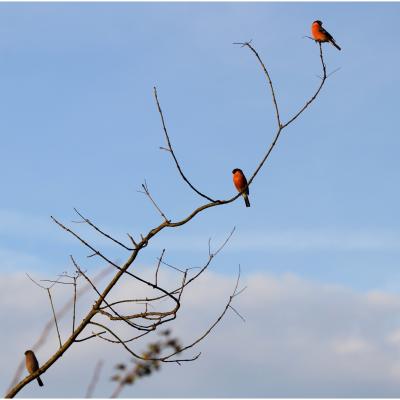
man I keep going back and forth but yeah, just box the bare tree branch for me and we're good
[234,41,281,127]
[138,181,170,223]
[47,288,63,348]
[75,331,107,343]
[51,216,119,268]
[6,41,332,398]
[70,256,154,332]
[25,274,63,348]
[161,265,244,362]
[102,227,235,309]
[85,360,104,398]
[73,208,134,251]
[72,275,78,334]
[155,249,166,286]
[154,87,217,203]
[281,42,327,128]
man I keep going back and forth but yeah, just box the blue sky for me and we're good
[1,1,400,290]
[2,2,400,397]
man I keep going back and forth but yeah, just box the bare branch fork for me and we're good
[40,271,83,335]
[154,87,216,203]
[101,227,236,309]
[72,208,134,252]
[138,180,170,223]
[7,40,331,398]
[91,265,245,366]
[25,274,64,349]
[154,42,329,206]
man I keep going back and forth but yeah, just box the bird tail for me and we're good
[330,39,341,51]
[37,377,44,387]
[243,193,250,208]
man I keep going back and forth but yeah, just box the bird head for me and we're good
[313,20,323,26]
[24,350,33,356]
[232,168,242,175]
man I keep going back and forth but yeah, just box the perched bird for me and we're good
[232,168,250,207]
[311,20,341,51]
[25,350,44,387]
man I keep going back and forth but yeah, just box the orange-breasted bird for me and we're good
[232,168,250,208]
[311,20,341,51]
[25,350,44,387]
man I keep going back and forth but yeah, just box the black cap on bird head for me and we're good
[313,20,323,25]
[232,168,242,174]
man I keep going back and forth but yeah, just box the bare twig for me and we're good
[100,227,235,309]
[85,360,104,398]
[161,266,244,363]
[138,180,169,222]
[234,41,281,128]
[39,279,74,285]
[73,208,134,251]
[126,233,138,248]
[228,305,246,322]
[70,256,152,332]
[155,249,166,286]
[89,322,146,360]
[47,288,62,348]
[75,331,107,343]
[90,322,199,365]
[51,216,120,267]
[326,66,341,79]
[85,330,151,345]
[26,273,62,290]
[72,276,78,334]
[158,259,187,274]
[25,274,63,348]
[154,87,216,203]
[25,274,47,289]
[281,42,327,128]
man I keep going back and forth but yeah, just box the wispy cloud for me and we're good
[0,208,136,249]
[4,208,400,254]
[160,229,400,253]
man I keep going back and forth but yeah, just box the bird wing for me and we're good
[244,178,249,195]
[319,26,334,40]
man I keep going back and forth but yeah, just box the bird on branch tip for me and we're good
[311,20,341,51]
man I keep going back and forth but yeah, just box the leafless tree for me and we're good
[5,40,330,398]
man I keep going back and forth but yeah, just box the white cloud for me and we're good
[388,329,400,346]
[332,337,371,355]
[3,268,400,397]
